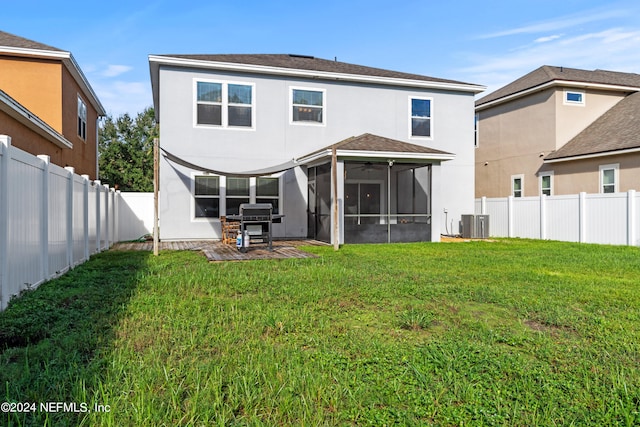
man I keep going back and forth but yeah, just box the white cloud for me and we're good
[101,65,133,78]
[534,34,562,43]
[92,80,152,117]
[478,8,626,39]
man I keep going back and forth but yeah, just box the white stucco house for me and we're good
[148,54,484,244]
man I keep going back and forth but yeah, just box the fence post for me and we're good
[37,155,50,283]
[65,167,75,268]
[628,190,636,246]
[0,136,10,310]
[507,196,514,238]
[94,180,101,253]
[540,194,546,240]
[579,192,587,243]
[82,175,90,261]
[481,196,487,215]
[103,184,109,250]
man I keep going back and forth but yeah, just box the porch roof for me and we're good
[297,133,455,165]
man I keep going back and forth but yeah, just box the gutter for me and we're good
[544,146,640,163]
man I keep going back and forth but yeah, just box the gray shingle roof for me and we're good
[0,30,62,51]
[545,91,640,161]
[155,53,475,86]
[335,133,452,155]
[476,65,640,107]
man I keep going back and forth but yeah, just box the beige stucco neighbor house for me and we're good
[475,66,640,197]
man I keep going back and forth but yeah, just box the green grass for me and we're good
[1,239,640,426]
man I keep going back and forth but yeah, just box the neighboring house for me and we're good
[149,54,484,243]
[0,30,105,178]
[475,66,640,198]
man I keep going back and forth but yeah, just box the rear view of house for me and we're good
[149,54,484,244]
[475,66,640,198]
[0,30,105,178]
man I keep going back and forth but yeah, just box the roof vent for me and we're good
[288,54,315,59]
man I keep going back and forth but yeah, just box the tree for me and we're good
[98,107,158,192]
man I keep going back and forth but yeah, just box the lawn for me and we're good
[1,239,639,426]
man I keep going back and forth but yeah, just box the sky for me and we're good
[4,0,640,118]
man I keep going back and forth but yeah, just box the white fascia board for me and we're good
[0,91,73,149]
[544,147,640,163]
[476,80,640,111]
[0,46,106,116]
[148,55,486,94]
[297,149,455,165]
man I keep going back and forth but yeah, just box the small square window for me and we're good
[564,90,585,105]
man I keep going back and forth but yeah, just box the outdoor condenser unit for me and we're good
[460,215,490,239]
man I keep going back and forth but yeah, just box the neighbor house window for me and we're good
[256,177,280,214]
[410,97,432,137]
[196,81,254,128]
[599,164,619,193]
[194,175,220,218]
[540,172,553,196]
[512,174,524,198]
[77,97,87,140]
[564,90,585,106]
[225,177,250,215]
[291,88,324,124]
[474,113,479,147]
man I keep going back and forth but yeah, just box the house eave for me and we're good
[544,146,640,163]
[476,80,640,111]
[0,46,106,116]
[149,55,486,94]
[297,148,455,165]
[0,91,73,149]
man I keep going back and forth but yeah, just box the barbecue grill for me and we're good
[227,203,283,252]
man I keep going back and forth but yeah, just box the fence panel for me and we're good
[6,148,45,298]
[512,197,540,239]
[477,191,639,246]
[546,195,580,243]
[0,136,118,311]
[48,163,70,276]
[586,193,628,245]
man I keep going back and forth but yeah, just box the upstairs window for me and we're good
[410,97,432,138]
[291,88,324,124]
[196,81,254,128]
[564,90,585,106]
[77,97,87,140]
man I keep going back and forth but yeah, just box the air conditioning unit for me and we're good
[460,214,490,238]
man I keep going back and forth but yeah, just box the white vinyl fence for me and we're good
[475,191,640,246]
[0,135,154,311]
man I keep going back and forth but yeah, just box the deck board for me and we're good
[111,240,326,262]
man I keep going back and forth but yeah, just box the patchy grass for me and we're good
[1,239,640,425]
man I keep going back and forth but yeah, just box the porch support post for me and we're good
[331,145,339,250]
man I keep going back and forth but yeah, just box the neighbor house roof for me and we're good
[298,133,455,164]
[0,89,73,149]
[0,30,105,116]
[476,65,640,109]
[545,91,640,162]
[149,53,485,121]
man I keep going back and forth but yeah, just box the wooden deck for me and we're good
[111,239,327,262]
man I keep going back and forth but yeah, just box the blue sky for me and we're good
[4,0,640,117]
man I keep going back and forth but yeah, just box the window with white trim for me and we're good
[599,164,619,193]
[564,90,585,106]
[512,174,524,198]
[410,97,432,138]
[225,177,250,215]
[540,172,553,196]
[474,113,479,147]
[256,177,280,214]
[291,87,324,124]
[77,96,87,140]
[194,175,220,218]
[196,81,254,128]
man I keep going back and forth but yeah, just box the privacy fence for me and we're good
[0,135,152,311]
[475,191,640,246]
